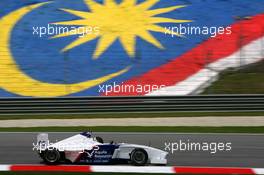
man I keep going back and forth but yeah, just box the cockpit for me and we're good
[80,132,114,144]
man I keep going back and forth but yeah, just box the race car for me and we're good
[36,132,168,166]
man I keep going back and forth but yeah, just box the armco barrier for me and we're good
[0,95,264,115]
[0,165,264,174]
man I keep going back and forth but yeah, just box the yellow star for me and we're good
[51,0,191,59]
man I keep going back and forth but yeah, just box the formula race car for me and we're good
[36,132,168,166]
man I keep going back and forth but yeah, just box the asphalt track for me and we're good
[0,132,264,167]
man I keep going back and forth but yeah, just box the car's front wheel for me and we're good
[42,148,61,164]
[130,148,148,166]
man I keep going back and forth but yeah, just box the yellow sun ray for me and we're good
[93,34,117,59]
[52,19,88,26]
[119,34,136,57]
[147,25,183,37]
[84,0,103,12]
[137,0,159,10]
[62,34,98,52]
[105,0,117,6]
[51,0,191,59]
[150,17,192,24]
[120,0,137,7]
[147,5,187,16]
[138,30,164,49]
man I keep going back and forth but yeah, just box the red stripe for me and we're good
[6,165,258,174]
[10,165,91,172]
[104,13,264,96]
[174,167,255,174]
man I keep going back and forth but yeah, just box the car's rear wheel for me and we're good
[130,148,148,166]
[43,148,61,164]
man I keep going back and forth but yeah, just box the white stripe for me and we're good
[91,166,175,174]
[147,36,264,96]
[253,168,264,175]
[0,165,10,171]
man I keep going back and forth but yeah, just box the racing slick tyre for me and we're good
[130,148,148,166]
[43,148,61,164]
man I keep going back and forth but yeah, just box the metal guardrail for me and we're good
[0,95,263,115]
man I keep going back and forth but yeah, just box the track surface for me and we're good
[0,132,264,167]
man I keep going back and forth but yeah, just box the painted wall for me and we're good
[0,0,263,97]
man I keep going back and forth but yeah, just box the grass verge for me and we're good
[0,126,264,133]
[1,111,264,120]
[202,61,264,94]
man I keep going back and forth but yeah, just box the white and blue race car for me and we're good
[36,132,168,166]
